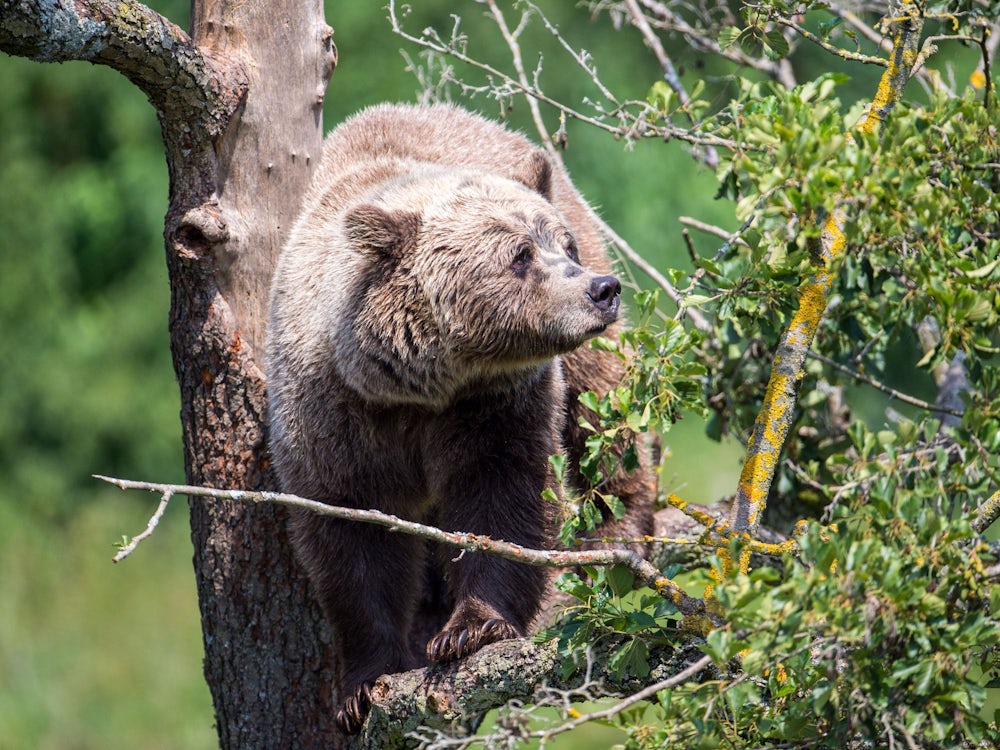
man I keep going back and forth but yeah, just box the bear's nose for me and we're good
[587,275,622,313]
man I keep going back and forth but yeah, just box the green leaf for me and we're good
[703,628,738,664]
[763,30,790,59]
[555,571,593,602]
[589,335,620,353]
[604,493,627,520]
[718,26,742,50]
[548,453,567,484]
[608,638,650,679]
[578,390,601,413]
[607,564,635,597]
[646,81,674,113]
[965,258,1000,279]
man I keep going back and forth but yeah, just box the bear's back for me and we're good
[298,104,608,275]
[313,103,536,190]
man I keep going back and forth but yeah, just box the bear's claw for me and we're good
[336,681,373,735]
[426,617,519,663]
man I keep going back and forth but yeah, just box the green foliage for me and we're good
[536,564,681,681]
[615,494,1000,749]
[560,290,707,545]
[680,73,1000,525]
[524,1,1000,746]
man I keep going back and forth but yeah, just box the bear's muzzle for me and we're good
[587,274,622,322]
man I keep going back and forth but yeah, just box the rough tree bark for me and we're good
[1,0,340,745]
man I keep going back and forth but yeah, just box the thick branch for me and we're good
[360,638,709,748]
[0,0,246,133]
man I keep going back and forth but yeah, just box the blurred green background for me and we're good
[0,1,905,747]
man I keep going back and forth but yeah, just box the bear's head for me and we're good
[336,153,621,407]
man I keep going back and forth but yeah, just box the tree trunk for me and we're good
[1,0,340,745]
[166,3,340,747]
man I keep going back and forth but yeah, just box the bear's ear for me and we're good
[512,149,553,201]
[344,204,420,261]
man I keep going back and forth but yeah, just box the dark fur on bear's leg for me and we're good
[290,511,424,734]
[423,377,560,664]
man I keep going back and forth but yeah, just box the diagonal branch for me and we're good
[621,0,718,169]
[728,5,926,570]
[0,0,247,135]
[97,474,705,618]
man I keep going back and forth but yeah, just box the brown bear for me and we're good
[266,103,654,734]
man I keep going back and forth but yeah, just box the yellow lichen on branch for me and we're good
[721,5,926,583]
[732,212,844,537]
[860,6,923,135]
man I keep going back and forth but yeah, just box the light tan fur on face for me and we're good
[273,165,612,410]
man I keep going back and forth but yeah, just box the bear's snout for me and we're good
[587,275,622,316]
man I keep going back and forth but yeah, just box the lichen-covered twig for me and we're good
[775,16,889,68]
[972,489,1000,535]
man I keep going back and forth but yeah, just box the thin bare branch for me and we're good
[112,489,173,563]
[387,0,739,152]
[807,351,964,417]
[631,0,795,87]
[96,474,705,617]
[533,653,713,741]
[621,0,718,168]
[679,216,750,247]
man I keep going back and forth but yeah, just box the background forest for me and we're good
[0,1,992,748]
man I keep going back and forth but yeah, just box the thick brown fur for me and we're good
[266,103,655,734]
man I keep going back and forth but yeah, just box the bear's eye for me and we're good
[511,244,532,275]
[560,234,580,263]
[565,240,579,263]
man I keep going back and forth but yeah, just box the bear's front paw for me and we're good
[426,617,520,663]
[335,681,373,735]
